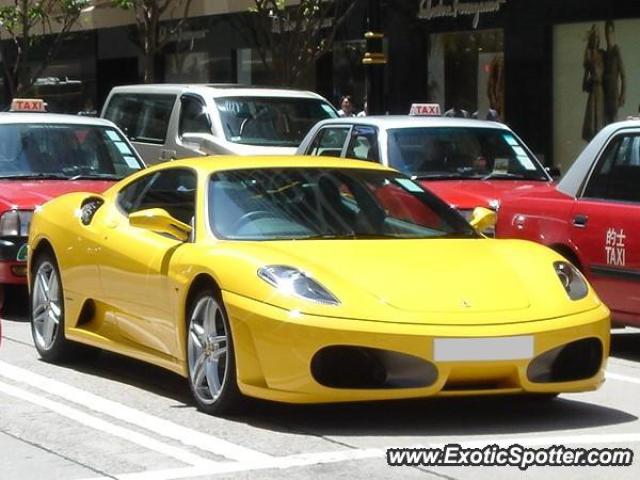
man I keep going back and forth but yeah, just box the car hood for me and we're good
[211,238,601,325]
[0,180,114,210]
[421,179,551,210]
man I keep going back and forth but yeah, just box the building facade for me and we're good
[2,0,640,171]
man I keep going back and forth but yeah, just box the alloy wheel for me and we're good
[187,295,229,405]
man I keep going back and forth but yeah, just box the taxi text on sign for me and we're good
[409,103,441,116]
[10,99,47,112]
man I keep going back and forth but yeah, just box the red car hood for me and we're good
[421,179,552,210]
[0,180,114,210]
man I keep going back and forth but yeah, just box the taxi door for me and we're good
[98,168,196,357]
[570,132,640,324]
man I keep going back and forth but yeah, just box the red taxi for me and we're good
[297,109,553,222]
[0,102,144,314]
[497,120,640,326]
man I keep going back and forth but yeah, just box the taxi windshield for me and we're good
[0,124,143,179]
[215,96,338,147]
[209,168,477,241]
[387,127,549,181]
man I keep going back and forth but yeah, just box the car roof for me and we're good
[0,112,117,126]
[108,84,329,100]
[311,115,511,130]
[557,119,640,197]
[135,155,392,176]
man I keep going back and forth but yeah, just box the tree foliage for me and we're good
[241,0,362,87]
[0,0,90,97]
[112,0,193,83]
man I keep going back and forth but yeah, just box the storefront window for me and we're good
[332,40,367,112]
[553,19,636,173]
[33,57,97,115]
[427,29,504,120]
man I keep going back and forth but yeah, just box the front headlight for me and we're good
[554,261,588,300]
[0,210,33,236]
[257,265,340,306]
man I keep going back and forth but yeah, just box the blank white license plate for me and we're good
[433,336,534,362]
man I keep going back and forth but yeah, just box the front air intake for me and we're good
[311,346,438,389]
[527,338,603,383]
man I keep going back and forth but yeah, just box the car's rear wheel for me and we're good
[31,253,84,362]
[187,291,242,415]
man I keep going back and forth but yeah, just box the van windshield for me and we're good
[215,97,338,147]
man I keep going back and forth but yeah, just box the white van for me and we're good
[101,84,338,164]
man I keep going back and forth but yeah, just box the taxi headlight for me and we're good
[257,265,340,306]
[0,210,33,237]
[554,261,588,300]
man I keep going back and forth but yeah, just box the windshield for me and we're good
[215,96,338,147]
[0,124,143,179]
[209,168,476,241]
[387,127,548,181]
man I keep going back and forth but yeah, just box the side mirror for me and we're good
[469,206,497,234]
[545,166,561,180]
[181,133,233,155]
[129,208,192,242]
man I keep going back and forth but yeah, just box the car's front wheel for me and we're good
[187,290,242,415]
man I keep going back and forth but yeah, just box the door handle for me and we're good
[573,214,588,228]
[159,149,177,162]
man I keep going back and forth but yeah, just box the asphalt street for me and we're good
[1,291,640,480]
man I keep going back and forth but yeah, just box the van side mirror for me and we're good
[129,208,192,242]
[469,207,497,234]
[181,133,232,156]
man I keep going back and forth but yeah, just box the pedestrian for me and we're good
[338,95,356,117]
[357,97,368,117]
[443,106,469,118]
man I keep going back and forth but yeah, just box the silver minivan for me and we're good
[101,84,338,164]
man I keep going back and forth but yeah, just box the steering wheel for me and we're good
[230,210,276,232]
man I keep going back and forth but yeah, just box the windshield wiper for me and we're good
[294,233,398,240]
[481,172,533,181]
[2,173,68,180]
[68,174,123,181]
[411,173,466,180]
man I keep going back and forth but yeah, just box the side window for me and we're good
[135,169,197,224]
[104,94,176,144]
[346,126,379,162]
[308,127,350,157]
[179,95,211,136]
[584,134,640,203]
[118,173,156,214]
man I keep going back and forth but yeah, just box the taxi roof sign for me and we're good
[10,98,47,112]
[409,103,441,116]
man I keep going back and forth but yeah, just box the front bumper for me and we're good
[0,237,28,284]
[224,291,610,404]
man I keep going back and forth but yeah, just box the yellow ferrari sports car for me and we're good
[28,156,610,415]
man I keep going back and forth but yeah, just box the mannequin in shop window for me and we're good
[582,24,605,142]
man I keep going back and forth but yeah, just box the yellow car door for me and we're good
[98,168,196,359]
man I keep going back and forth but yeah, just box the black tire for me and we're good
[30,252,95,362]
[186,290,243,415]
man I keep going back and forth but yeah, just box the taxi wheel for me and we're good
[31,253,94,362]
[187,290,242,416]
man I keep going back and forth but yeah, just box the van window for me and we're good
[179,95,211,136]
[215,97,337,147]
[104,94,176,145]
